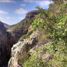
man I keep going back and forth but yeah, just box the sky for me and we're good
[0,0,53,25]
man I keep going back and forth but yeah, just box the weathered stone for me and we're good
[8,30,39,67]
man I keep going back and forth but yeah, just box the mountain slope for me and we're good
[0,0,67,67]
[8,0,67,67]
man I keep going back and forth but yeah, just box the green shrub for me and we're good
[32,14,45,30]
[23,51,45,67]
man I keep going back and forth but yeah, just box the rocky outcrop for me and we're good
[8,30,39,67]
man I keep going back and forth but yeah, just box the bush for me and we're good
[23,50,45,67]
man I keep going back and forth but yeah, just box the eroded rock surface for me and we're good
[8,30,39,67]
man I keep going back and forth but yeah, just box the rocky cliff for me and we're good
[8,26,50,67]
[8,30,39,67]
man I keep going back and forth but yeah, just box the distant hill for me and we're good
[7,10,40,41]
[0,21,9,31]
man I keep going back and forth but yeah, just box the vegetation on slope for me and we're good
[22,0,67,67]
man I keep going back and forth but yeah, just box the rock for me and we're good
[8,30,39,67]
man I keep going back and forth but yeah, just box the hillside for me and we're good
[8,0,67,67]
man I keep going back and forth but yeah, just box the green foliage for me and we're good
[23,1,67,67]
[23,50,45,67]
[32,14,45,30]
[23,41,67,67]
[43,41,67,67]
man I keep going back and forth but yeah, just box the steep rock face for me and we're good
[8,30,39,67]
[0,22,16,67]
[8,28,50,67]
[0,22,10,67]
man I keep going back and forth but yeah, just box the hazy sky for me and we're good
[0,0,52,25]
